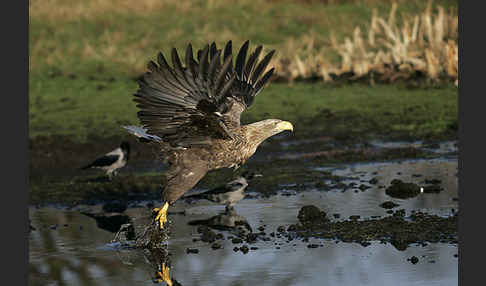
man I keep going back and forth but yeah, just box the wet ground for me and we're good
[29,140,458,285]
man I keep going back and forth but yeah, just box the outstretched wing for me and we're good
[217,40,275,128]
[133,40,275,148]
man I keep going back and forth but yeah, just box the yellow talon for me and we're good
[153,202,169,229]
[154,264,173,286]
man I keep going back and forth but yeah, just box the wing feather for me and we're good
[131,40,275,148]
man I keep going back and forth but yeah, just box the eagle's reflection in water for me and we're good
[112,205,253,284]
[144,248,182,285]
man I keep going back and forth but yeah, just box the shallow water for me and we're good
[29,156,458,286]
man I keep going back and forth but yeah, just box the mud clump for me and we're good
[240,245,249,254]
[297,205,329,230]
[425,179,441,185]
[197,226,219,243]
[211,242,222,250]
[186,248,199,254]
[408,256,419,264]
[231,238,243,244]
[385,179,421,199]
[292,205,457,251]
[423,185,443,193]
[380,201,400,209]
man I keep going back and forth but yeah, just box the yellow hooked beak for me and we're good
[277,121,294,132]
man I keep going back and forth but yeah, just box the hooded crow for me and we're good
[184,172,261,211]
[81,142,130,180]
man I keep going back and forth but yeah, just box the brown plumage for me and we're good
[124,40,293,228]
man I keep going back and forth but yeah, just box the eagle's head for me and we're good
[246,119,294,146]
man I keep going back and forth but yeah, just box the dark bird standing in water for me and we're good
[80,142,130,180]
[124,40,293,230]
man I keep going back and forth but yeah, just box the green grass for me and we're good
[29,0,458,142]
[243,82,458,138]
[29,71,457,141]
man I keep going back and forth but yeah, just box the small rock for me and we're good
[216,233,224,240]
[240,245,249,254]
[393,209,406,217]
[359,184,371,191]
[423,185,443,193]
[199,227,218,243]
[186,248,199,254]
[360,241,371,247]
[380,201,400,209]
[307,244,319,248]
[386,179,421,199]
[424,179,441,185]
[298,205,328,228]
[369,178,379,185]
[211,242,221,250]
[409,256,419,264]
[287,224,297,232]
[231,238,243,244]
[246,233,258,243]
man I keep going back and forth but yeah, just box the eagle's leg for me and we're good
[153,202,169,229]
[154,263,173,285]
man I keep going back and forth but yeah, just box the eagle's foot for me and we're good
[154,263,173,285]
[153,202,169,229]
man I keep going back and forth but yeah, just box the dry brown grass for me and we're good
[271,0,458,85]
[29,0,176,21]
[30,0,457,85]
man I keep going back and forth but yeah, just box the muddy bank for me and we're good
[290,205,457,250]
[181,205,458,252]
[29,136,456,206]
[29,103,458,181]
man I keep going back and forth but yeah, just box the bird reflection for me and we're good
[188,207,252,233]
[184,171,261,212]
[143,248,182,285]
